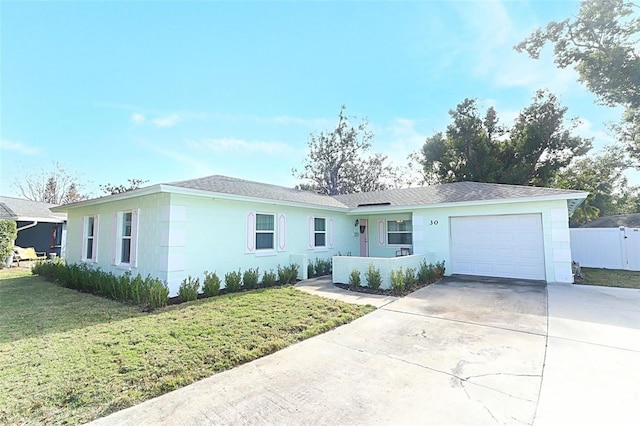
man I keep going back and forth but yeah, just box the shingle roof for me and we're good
[0,196,67,222]
[578,213,640,228]
[166,175,348,209]
[332,181,586,209]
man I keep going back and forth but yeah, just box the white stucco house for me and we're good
[51,175,587,295]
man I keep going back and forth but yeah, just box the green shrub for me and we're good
[313,258,332,276]
[390,267,405,295]
[404,267,417,290]
[179,275,200,302]
[365,263,382,290]
[0,219,17,267]
[243,268,260,289]
[307,262,314,278]
[262,269,276,287]
[435,260,446,277]
[417,259,435,284]
[225,270,242,292]
[31,261,169,310]
[277,263,299,284]
[348,269,361,289]
[203,270,221,297]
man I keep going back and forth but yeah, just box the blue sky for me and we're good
[0,0,626,199]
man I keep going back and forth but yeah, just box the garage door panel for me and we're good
[450,214,545,281]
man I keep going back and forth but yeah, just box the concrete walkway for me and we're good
[87,277,640,425]
[294,276,397,308]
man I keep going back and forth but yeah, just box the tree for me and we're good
[419,91,590,186]
[293,106,400,195]
[553,146,638,223]
[13,162,88,204]
[99,179,149,195]
[0,220,17,266]
[515,0,640,153]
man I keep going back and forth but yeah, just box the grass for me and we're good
[578,267,640,289]
[0,269,374,425]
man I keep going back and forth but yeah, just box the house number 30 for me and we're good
[430,220,439,225]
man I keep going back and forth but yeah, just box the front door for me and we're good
[359,219,369,257]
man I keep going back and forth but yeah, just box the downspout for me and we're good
[17,221,38,231]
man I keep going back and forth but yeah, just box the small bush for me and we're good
[277,263,299,284]
[203,270,221,297]
[31,261,169,310]
[225,270,242,292]
[435,260,446,276]
[307,263,314,278]
[262,269,276,287]
[365,264,382,290]
[348,269,361,289]
[404,267,417,290]
[179,275,200,302]
[417,260,435,284]
[243,267,260,290]
[390,267,405,295]
[313,258,332,276]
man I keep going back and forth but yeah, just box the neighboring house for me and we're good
[0,196,67,257]
[576,213,640,228]
[52,175,587,295]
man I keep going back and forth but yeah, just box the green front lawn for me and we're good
[0,269,374,425]
[578,267,640,289]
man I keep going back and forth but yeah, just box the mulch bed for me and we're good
[334,281,437,297]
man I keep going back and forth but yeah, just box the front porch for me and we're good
[332,253,435,290]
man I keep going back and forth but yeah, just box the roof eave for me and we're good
[164,185,350,212]
[345,192,590,214]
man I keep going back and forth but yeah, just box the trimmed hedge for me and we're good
[0,219,17,267]
[31,260,169,310]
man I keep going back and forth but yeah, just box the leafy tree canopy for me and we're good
[418,90,591,186]
[293,106,402,195]
[516,0,640,153]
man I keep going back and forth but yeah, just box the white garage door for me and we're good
[450,214,545,280]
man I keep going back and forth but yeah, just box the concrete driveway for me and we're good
[88,277,639,425]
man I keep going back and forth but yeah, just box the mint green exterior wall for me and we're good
[351,213,413,257]
[408,199,573,283]
[63,193,171,283]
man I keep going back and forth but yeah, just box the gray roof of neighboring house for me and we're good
[166,175,349,209]
[579,213,640,228]
[0,196,67,222]
[332,181,587,209]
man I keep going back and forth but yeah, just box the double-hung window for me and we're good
[255,213,275,250]
[314,217,326,247]
[84,215,97,261]
[387,220,412,245]
[121,212,133,263]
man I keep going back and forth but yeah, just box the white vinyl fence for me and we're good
[570,227,640,271]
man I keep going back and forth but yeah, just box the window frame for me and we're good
[120,211,133,264]
[386,219,413,246]
[255,213,275,251]
[314,217,327,248]
[83,215,98,262]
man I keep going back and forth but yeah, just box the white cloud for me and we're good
[151,114,182,128]
[573,118,617,150]
[131,113,145,124]
[0,138,41,155]
[187,137,293,155]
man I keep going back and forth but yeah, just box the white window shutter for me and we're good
[328,217,334,248]
[93,214,100,261]
[277,213,286,251]
[308,216,315,249]
[130,209,139,267]
[246,212,255,253]
[378,220,386,246]
[111,212,118,265]
[80,216,86,261]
